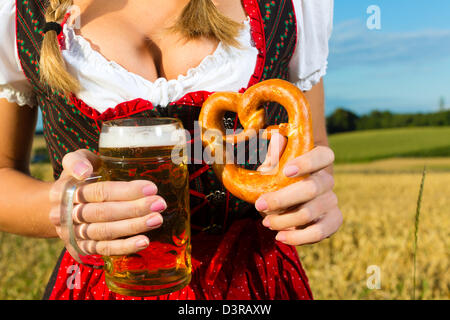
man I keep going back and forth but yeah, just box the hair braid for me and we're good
[40,0,79,95]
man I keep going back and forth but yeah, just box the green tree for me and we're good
[326,108,359,134]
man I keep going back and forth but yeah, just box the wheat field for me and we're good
[0,137,448,299]
[299,167,449,300]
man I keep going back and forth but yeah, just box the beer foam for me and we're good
[99,124,185,148]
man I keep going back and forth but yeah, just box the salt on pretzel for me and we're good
[198,79,314,204]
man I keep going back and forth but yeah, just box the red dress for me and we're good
[45,219,312,300]
[15,0,313,300]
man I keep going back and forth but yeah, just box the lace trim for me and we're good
[0,85,36,107]
[242,0,266,89]
[69,95,154,121]
[294,63,328,92]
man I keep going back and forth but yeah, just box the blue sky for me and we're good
[326,0,450,115]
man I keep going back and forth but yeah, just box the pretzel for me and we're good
[198,79,314,204]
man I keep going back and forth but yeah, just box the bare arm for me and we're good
[305,79,328,146]
[0,98,55,237]
[0,98,166,256]
[303,79,333,174]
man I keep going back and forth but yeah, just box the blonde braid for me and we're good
[172,0,242,47]
[40,0,79,95]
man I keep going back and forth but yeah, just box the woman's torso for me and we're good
[14,0,315,300]
[16,0,298,233]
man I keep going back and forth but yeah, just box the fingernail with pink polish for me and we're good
[150,200,167,212]
[142,184,157,196]
[255,198,268,212]
[136,239,149,248]
[74,162,89,178]
[146,214,163,228]
[283,165,299,177]
[262,218,271,228]
[276,233,286,243]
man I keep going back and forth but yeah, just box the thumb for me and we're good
[258,132,287,172]
[61,149,101,180]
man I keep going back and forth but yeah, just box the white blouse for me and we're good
[0,0,333,112]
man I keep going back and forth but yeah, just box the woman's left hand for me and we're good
[255,134,343,246]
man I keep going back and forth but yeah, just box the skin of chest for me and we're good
[71,0,247,82]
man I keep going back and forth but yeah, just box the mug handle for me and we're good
[60,175,104,269]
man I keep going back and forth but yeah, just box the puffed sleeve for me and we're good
[289,0,334,91]
[0,0,36,107]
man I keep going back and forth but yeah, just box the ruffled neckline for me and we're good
[62,18,254,109]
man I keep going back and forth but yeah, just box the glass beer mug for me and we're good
[60,117,191,297]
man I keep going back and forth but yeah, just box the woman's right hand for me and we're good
[49,149,167,259]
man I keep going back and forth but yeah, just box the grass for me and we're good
[0,132,449,299]
[0,232,62,299]
[329,127,450,163]
[0,136,60,300]
[333,157,450,174]
[412,167,426,300]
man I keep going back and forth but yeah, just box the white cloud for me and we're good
[328,19,450,70]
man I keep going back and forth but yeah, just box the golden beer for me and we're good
[98,118,191,296]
